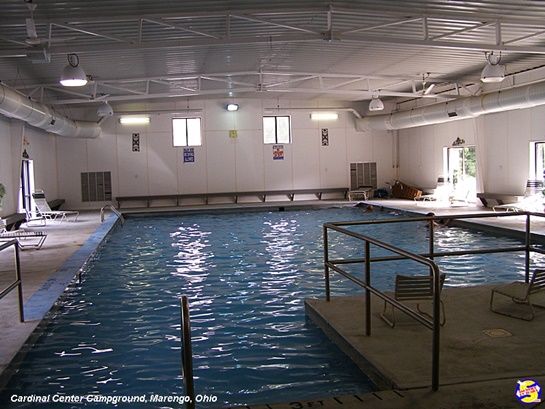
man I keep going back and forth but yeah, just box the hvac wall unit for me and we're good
[349,162,377,200]
[81,171,112,202]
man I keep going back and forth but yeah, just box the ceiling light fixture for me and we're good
[97,101,114,117]
[60,54,88,87]
[226,103,239,111]
[310,112,338,120]
[119,116,150,125]
[481,52,505,83]
[369,95,384,112]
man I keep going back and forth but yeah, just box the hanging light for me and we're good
[97,101,114,117]
[369,95,384,111]
[481,52,505,83]
[60,54,88,86]
[226,103,239,111]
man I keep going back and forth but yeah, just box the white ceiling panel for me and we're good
[1,0,545,108]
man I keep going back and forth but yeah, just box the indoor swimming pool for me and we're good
[0,207,541,408]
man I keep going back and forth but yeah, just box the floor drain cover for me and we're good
[483,328,513,338]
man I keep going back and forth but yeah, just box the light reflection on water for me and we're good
[1,207,542,408]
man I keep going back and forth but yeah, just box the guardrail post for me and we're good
[432,266,440,391]
[324,225,330,301]
[0,240,24,322]
[525,213,531,283]
[180,296,195,409]
[365,241,371,337]
[15,244,24,322]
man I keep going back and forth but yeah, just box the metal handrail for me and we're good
[323,210,545,392]
[100,204,124,225]
[0,240,24,322]
[180,295,195,409]
[324,222,442,390]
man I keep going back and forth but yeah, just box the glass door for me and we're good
[20,159,35,216]
[447,146,476,202]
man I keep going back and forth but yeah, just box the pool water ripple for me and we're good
[1,208,543,408]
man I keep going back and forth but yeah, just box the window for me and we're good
[533,142,545,180]
[263,116,291,144]
[173,117,202,146]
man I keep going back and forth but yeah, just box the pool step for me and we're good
[221,390,408,409]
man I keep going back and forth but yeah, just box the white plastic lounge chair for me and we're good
[493,194,543,212]
[32,190,79,222]
[490,269,545,320]
[24,209,47,226]
[0,218,47,250]
[415,176,451,203]
[449,189,470,206]
[381,273,446,328]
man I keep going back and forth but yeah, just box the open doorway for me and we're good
[20,158,35,216]
[446,146,476,202]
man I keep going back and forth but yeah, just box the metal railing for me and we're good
[323,211,545,391]
[0,240,24,322]
[100,205,124,225]
[180,295,195,409]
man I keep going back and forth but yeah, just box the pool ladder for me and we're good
[100,205,124,225]
[180,295,195,409]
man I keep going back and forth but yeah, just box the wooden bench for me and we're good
[116,188,349,208]
[476,193,523,207]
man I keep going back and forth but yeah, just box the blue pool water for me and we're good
[0,207,540,408]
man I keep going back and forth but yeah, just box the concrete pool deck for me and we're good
[1,200,544,408]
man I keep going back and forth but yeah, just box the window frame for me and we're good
[172,117,202,147]
[534,141,545,180]
[263,115,292,144]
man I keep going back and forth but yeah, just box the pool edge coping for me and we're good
[0,214,121,391]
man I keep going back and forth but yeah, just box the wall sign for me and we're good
[132,133,140,152]
[183,148,195,163]
[273,145,284,160]
[321,128,329,146]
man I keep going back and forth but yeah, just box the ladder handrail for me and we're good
[100,205,124,225]
[0,240,24,322]
[180,295,195,409]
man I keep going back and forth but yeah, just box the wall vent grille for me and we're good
[81,171,112,202]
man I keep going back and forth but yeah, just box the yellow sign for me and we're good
[229,130,238,138]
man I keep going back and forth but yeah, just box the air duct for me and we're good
[357,81,545,132]
[0,82,101,138]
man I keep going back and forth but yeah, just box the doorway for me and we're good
[20,159,35,215]
[446,146,476,202]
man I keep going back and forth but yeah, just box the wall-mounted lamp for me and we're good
[119,116,150,125]
[60,54,88,87]
[226,103,239,111]
[452,137,465,146]
[481,51,505,83]
[310,112,338,120]
[97,101,114,117]
[369,95,384,111]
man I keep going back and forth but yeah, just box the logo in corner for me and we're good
[516,379,542,404]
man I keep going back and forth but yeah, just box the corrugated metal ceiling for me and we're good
[1,0,545,108]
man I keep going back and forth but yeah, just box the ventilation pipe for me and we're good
[357,81,545,132]
[0,82,101,138]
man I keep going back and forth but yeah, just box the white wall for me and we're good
[5,94,545,215]
[0,97,391,211]
[0,117,59,217]
[397,103,545,199]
